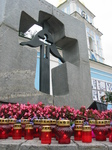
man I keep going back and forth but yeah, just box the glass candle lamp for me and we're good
[21,119,30,137]
[89,120,95,138]
[74,125,82,141]
[24,124,34,140]
[56,120,72,144]
[93,120,108,141]
[105,120,111,138]
[50,119,56,138]
[54,120,59,141]
[75,120,84,126]
[0,118,9,139]
[9,118,16,137]
[39,119,51,140]
[33,119,41,138]
[12,124,22,139]
[41,126,52,144]
[109,128,112,142]
[82,125,92,143]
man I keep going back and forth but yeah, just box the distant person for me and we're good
[101,93,106,104]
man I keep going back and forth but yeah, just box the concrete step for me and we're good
[0,137,111,150]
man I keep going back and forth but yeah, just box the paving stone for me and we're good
[20,138,78,150]
[0,137,26,150]
[98,139,112,150]
[74,139,109,150]
[0,138,112,150]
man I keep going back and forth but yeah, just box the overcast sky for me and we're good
[46,0,112,67]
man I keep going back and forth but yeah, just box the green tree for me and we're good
[105,92,112,103]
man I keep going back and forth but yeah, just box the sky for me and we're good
[46,0,112,67]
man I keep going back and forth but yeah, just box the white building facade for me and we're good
[58,0,104,63]
[58,0,112,102]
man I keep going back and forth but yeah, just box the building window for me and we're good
[106,83,112,92]
[86,15,88,21]
[91,52,97,61]
[89,17,93,24]
[96,35,101,49]
[63,5,70,14]
[91,78,112,101]
[91,68,112,101]
[89,37,93,50]
[92,90,98,101]
[76,5,79,13]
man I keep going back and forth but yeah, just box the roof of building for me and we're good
[78,0,95,18]
[58,0,95,18]
[57,0,67,7]
[71,11,103,36]
[90,59,112,69]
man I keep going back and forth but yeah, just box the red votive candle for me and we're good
[9,118,16,137]
[41,126,52,144]
[12,124,22,139]
[0,118,9,139]
[74,125,82,141]
[57,120,72,144]
[39,119,51,140]
[21,119,30,137]
[89,120,95,138]
[82,125,92,143]
[93,120,108,141]
[75,120,84,126]
[105,120,111,138]
[109,128,112,142]
[34,119,41,138]
[24,124,34,140]
[50,119,56,138]
[54,120,59,141]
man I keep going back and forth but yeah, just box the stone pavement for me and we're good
[0,137,112,150]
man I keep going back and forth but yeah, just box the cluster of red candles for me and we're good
[74,120,92,143]
[74,119,112,142]
[0,118,112,144]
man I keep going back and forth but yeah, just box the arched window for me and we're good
[89,37,93,51]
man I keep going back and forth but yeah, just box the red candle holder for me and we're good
[50,119,56,138]
[33,119,41,138]
[105,120,111,138]
[0,118,9,139]
[109,128,112,142]
[75,120,84,126]
[24,124,34,140]
[89,120,95,138]
[41,126,52,144]
[12,124,22,139]
[82,125,92,143]
[54,120,59,141]
[9,118,16,137]
[39,119,51,140]
[21,119,30,137]
[93,120,108,141]
[56,120,72,144]
[74,125,82,141]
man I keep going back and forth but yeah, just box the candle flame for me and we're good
[63,134,67,139]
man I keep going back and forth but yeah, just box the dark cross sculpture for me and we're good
[20,25,65,94]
